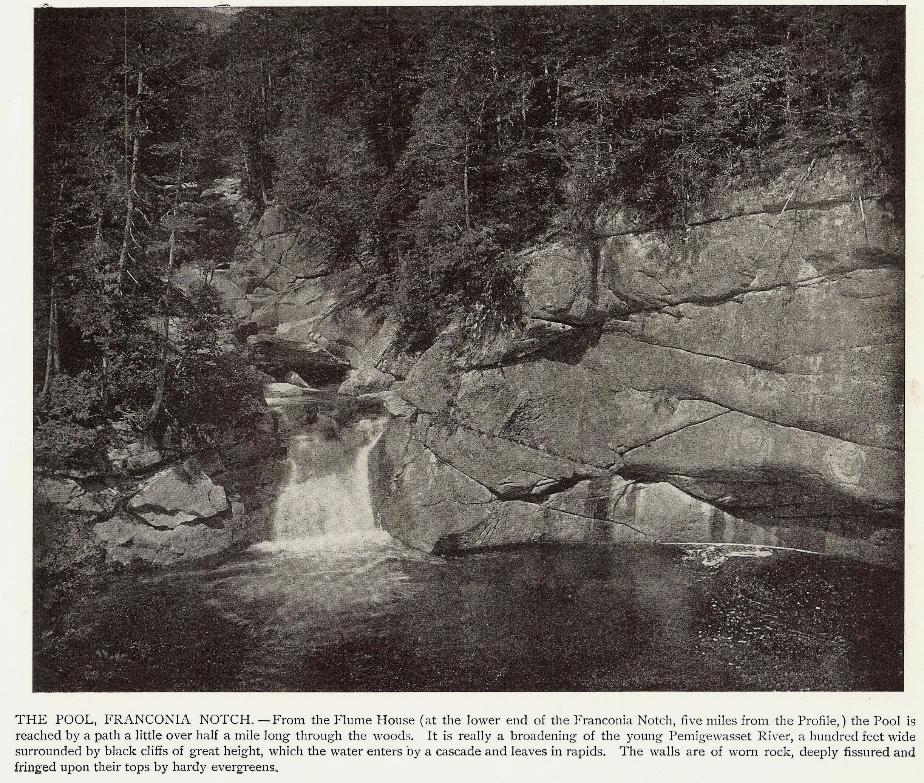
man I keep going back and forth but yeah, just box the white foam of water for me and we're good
[676,543,777,568]
[250,529,391,556]
[269,417,390,546]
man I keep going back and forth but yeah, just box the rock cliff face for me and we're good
[40,153,900,571]
[283,152,898,567]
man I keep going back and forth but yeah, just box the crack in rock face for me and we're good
[93,514,232,566]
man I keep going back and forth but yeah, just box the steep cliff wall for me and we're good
[217,152,902,566]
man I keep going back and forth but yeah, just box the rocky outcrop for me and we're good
[41,151,901,568]
[94,514,232,566]
[264,381,314,399]
[205,151,902,567]
[36,413,292,568]
[247,334,351,383]
[84,462,235,565]
[521,240,604,325]
[368,153,903,566]
[212,204,410,384]
[338,367,394,396]
[34,477,119,514]
[126,463,229,526]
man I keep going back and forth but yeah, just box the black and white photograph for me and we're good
[31,3,905,693]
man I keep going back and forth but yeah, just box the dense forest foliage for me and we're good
[34,6,903,466]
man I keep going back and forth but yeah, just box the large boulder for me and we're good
[358,389,417,419]
[246,334,350,384]
[275,293,385,367]
[264,381,311,399]
[77,462,240,565]
[285,371,312,388]
[106,440,163,474]
[94,514,231,566]
[127,463,229,528]
[338,367,394,396]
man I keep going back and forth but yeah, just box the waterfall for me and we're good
[268,416,390,547]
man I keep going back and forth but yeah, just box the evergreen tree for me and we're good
[35,5,904,439]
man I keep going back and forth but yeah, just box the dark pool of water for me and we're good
[34,538,902,692]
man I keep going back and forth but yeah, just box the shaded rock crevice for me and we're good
[602,261,902,322]
[591,190,894,240]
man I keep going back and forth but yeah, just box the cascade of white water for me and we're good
[269,417,389,546]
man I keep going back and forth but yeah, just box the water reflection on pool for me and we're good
[34,540,902,692]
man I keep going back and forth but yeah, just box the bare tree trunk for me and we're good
[260,59,270,204]
[100,352,109,411]
[123,9,129,187]
[260,59,267,119]
[520,84,528,144]
[463,129,471,231]
[144,229,174,427]
[40,287,58,399]
[554,60,561,131]
[784,27,793,128]
[594,95,603,174]
[40,183,64,401]
[117,69,144,293]
[145,150,182,428]
[147,215,178,424]
[90,213,112,410]
[226,94,254,186]
[52,297,61,374]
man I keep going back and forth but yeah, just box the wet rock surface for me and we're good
[338,367,395,396]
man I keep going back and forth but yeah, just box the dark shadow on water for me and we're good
[34,543,902,692]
